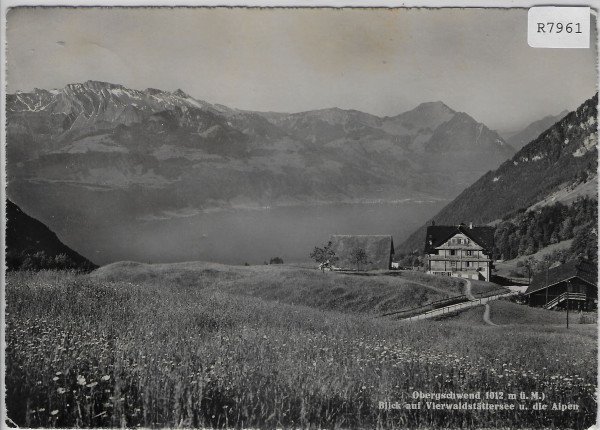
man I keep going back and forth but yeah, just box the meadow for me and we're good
[5,264,597,429]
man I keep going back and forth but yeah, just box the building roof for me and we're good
[329,235,394,270]
[525,260,598,295]
[424,224,495,254]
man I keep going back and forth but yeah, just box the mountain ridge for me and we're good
[5,199,98,271]
[397,93,598,254]
[504,110,570,151]
[7,80,516,204]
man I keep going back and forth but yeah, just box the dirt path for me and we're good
[482,303,498,326]
[463,279,475,301]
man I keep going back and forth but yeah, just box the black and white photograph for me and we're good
[2,4,598,429]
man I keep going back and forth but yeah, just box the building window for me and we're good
[466,261,470,267]
[466,250,473,256]
[450,250,456,256]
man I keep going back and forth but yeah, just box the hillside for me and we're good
[92,261,498,315]
[5,199,97,271]
[7,266,596,428]
[494,196,597,263]
[505,110,569,151]
[399,93,598,254]
[494,239,573,278]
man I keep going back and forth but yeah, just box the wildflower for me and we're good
[77,375,86,386]
[101,375,110,381]
[50,410,58,416]
[87,381,98,388]
[52,377,59,382]
[57,388,66,394]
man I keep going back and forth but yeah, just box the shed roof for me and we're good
[329,235,394,270]
[525,260,598,295]
[424,224,495,254]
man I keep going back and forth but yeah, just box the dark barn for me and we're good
[525,260,598,310]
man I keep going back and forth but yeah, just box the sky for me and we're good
[6,7,598,132]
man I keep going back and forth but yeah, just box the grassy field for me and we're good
[454,299,594,326]
[5,264,597,429]
[91,262,491,315]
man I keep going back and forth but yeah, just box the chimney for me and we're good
[431,220,435,226]
[469,222,473,229]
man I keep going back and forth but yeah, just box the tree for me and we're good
[522,256,537,284]
[349,247,369,271]
[559,218,574,241]
[269,257,284,264]
[570,221,598,264]
[397,251,422,268]
[310,241,338,272]
[536,255,552,273]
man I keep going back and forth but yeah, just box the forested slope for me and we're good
[399,93,597,254]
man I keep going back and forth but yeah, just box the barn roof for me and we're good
[525,260,598,295]
[424,224,495,254]
[329,235,394,270]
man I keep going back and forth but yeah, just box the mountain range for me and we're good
[398,93,598,254]
[7,81,514,221]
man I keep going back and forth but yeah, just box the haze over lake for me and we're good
[62,200,445,266]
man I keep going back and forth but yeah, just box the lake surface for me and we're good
[74,200,447,266]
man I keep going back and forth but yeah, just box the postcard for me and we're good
[3,3,598,429]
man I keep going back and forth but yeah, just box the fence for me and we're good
[380,288,511,318]
[578,312,598,324]
[543,292,587,309]
[399,292,519,322]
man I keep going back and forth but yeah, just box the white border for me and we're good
[1,1,598,428]
[0,0,598,6]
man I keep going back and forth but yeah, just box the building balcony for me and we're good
[435,246,485,251]
[427,256,491,262]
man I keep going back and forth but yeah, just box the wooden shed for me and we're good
[329,235,394,271]
[525,260,597,310]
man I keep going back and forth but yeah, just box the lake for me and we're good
[69,200,447,266]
